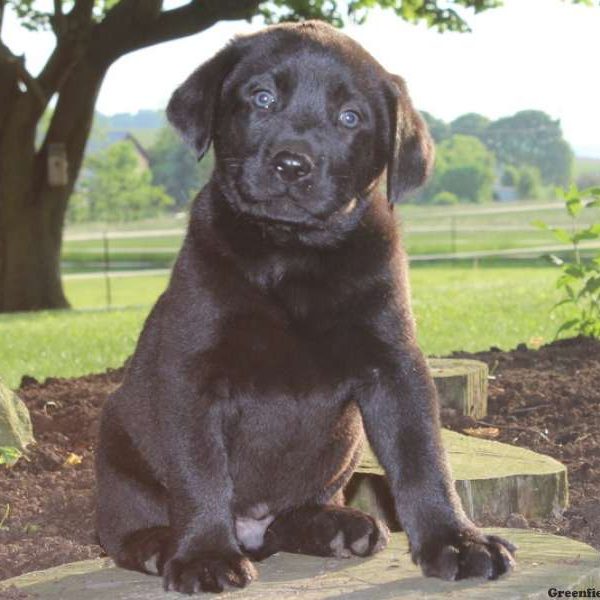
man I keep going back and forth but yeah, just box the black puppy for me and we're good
[95,21,515,594]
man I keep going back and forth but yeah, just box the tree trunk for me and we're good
[0,1,258,313]
[0,57,105,312]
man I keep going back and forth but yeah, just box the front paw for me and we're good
[418,529,516,581]
[163,553,257,594]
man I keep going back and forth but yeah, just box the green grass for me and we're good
[0,308,149,389]
[64,274,169,309]
[410,264,573,355]
[0,265,575,389]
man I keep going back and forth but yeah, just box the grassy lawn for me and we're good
[0,265,574,389]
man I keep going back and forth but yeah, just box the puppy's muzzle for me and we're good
[272,150,314,183]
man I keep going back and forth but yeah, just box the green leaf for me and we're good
[583,186,600,198]
[552,298,574,310]
[565,284,576,300]
[556,274,577,289]
[532,219,549,231]
[573,225,600,243]
[0,447,22,467]
[564,264,585,278]
[566,194,583,217]
[551,228,574,244]
[578,276,600,299]
[555,319,580,338]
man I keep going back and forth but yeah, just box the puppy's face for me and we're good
[168,22,433,241]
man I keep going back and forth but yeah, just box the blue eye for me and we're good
[252,90,276,109]
[339,110,360,128]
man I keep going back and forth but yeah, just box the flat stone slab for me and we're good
[2,530,598,599]
[428,358,488,418]
[348,430,567,524]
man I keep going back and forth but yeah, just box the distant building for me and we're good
[105,132,150,171]
[494,184,518,202]
[493,166,518,202]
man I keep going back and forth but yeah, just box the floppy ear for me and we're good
[167,43,240,160]
[385,75,435,204]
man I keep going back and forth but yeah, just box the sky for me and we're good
[5,0,600,157]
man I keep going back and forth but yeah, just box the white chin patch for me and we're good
[341,197,357,215]
[235,505,274,551]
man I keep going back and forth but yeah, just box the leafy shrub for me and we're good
[69,141,174,223]
[534,185,600,338]
[501,165,519,187]
[431,191,459,205]
[516,166,542,200]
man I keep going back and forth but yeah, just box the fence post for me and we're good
[451,216,457,255]
[102,231,112,309]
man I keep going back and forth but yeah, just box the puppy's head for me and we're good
[168,21,433,240]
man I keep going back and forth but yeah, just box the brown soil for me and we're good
[0,337,599,587]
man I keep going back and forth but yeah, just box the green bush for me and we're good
[534,184,600,338]
[421,134,496,204]
[431,191,459,205]
[69,141,174,223]
[516,166,542,200]
[501,165,519,187]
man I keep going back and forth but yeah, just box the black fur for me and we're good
[95,21,515,594]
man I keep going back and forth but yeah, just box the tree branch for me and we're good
[37,0,96,99]
[93,0,260,63]
[36,44,76,99]
[69,0,95,22]
[0,46,46,108]
[49,0,66,38]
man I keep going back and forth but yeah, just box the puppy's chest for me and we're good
[217,307,378,396]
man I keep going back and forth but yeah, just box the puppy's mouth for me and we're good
[232,181,360,229]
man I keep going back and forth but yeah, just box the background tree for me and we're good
[148,126,214,210]
[516,165,542,200]
[423,134,496,203]
[421,111,451,143]
[431,190,459,205]
[450,112,490,141]
[484,110,574,186]
[68,141,172,223]
[0,0,592,312]
[500,165,519,187]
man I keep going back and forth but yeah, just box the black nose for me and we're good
[272,150,313,183]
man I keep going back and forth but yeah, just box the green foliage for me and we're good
[431,191,459,205]
[148,127,213,209]
[516,165,542,200]
[69,141,173,223]
[421,111,451,143]
[11,0,567,35]
[534,184,600,338]
[259,0,505,31]
[0,447,21,467]
[6,0,119,30]
[501,165,519,187]
[424,134,496,203]
[450,112,490,141]
[420,109,574,200]
[484,110,573,186]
